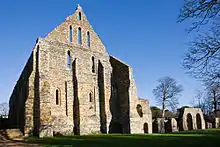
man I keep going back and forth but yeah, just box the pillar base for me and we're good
[39,125,53,138]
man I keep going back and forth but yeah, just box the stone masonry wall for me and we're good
[109,56,130,133]
[36,6,113,136]
[179,108,205,131]
[9,44,37,136]
[136,98,152,134]
[9,5,152,137]
[110,56,152,134]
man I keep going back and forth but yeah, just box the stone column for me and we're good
[38,40,53,137]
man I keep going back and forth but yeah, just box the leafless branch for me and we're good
[183,22,220,85]
[178,0,220,31]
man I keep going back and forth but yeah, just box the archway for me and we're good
[187,113,193,130]
[196,113,202,129]
[144,123,148,133]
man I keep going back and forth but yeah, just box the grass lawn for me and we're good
[26,129,220,147]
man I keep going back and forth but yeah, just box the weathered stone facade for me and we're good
[152,118,165,133]
[165,118,178,133]
[215,117,220,128]
[178,108,205,131]
[8,5,152,137]
[206,122,213,129]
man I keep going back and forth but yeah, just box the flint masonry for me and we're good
[9,5,152,137]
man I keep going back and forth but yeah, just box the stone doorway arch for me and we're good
[196,113,202,129]
[144,123,148,133]
[187,113,193,130]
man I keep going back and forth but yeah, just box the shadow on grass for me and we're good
[173,129,220,135]
[26,129,220,147]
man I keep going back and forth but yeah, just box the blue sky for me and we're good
[0,0,204,108]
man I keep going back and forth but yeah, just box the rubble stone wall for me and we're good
[9,6,152,137]
[179,108,205,131]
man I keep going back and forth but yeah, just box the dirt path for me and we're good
[0,130,41,147]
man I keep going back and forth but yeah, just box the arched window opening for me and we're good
[78,12,81,21]
[56,89,61,105]
[78,27,82,45]
[87,31,90,48]
[65,81,68,116]
[136,104,143,117]
[67,51,71,69]
[36,46,39,71]
[69,26,73,42]
[92,56,95,73]
[94,87,96,112]
[89,92,92,102]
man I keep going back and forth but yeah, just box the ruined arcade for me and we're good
[178,108,205,131]
[8,5,152,137]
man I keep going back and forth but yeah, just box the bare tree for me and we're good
[192,89,213,115]
[178,0,220,31]
[203,95,213,116]
[192,90,204,108]
[179,1,220,95]
[0,102,9,118]
[192,85,220,116]
[153,77,183,117]
[207,83,220,115]
[183,23,220,85]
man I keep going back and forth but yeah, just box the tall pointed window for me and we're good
[87,31,90,48]
[78,27,82,45]
[69,26,73,42]
[78,12,81,21]
[65,81,68,116]
[67,51,71,69]
[92,56,95,73]
[56,89,61,105]
[89,92,92,102]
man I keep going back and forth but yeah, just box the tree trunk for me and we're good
[213,90,217,116]
[162,88,166,118]
[162,103,165,118]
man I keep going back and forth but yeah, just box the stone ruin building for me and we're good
[178,108,205,131]
[165,118,178,133]
[8,5,152,137]
[213,111,220,128]
[152,118,165,133]
[152,108,206,133]
[215,118,220,128]
[153,118,178,133]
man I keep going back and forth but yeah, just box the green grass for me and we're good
[26,129,220,147]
